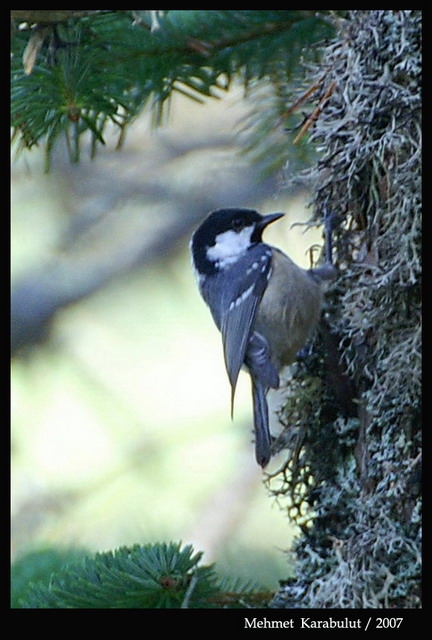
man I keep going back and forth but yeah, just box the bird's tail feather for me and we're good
[251,380,271,468]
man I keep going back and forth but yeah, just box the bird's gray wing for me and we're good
[218,246,273,413]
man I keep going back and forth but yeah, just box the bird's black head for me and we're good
[191,208,284,274]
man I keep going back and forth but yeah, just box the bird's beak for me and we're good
[258,212,285,229]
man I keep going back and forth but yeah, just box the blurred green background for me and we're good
[11,85,322,589]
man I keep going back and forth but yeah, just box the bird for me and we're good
[190,207,334,468]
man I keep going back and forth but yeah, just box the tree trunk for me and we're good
[271,10,421,609]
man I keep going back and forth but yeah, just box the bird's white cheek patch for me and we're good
[206,227,254,267]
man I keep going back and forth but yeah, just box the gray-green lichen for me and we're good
[269,10,421,609]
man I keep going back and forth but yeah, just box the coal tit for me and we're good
[191,207,332,467]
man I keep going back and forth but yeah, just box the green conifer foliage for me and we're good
[11,10,335,170]
[17,542,264,609]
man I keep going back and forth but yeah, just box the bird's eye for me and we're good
[232,218,244,231]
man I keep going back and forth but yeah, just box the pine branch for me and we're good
[11,10,110,24]
[17,542,265,609]
[11,10,336,169]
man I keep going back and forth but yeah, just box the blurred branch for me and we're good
[11,204,199,356]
